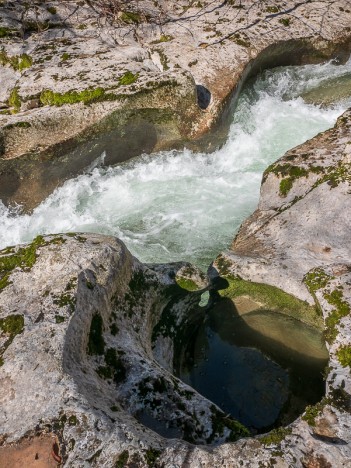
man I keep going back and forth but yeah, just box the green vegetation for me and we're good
[8,87,21,113]
[0,27,13,38]
[231,34,250,48]
[303,268,333,293]
[175,277,199,291]
[266,6,280,13]
[156,49,169,70]
[279,18,290,26]
[118,71,139,86]
[0,235,46,291]
[336,346,351,368]
[324,289,350,343]
[279,178,293,197]
[5,121,31,129]
[97,365,112,379]
[144,448,161,467]
[0,314,24,337]
[221,276,321,327]
[120,11,141,24]
[55,315,65,324]
[302,398,329,426]
[53,293,76,311]
[115,450,129,467]
[313,162,351,190]
[0,314,24,366]
[151,34,174,44]
[87,313,105,355]
[61,52,70,61]
[0,49,32,71]
[263,162,324,197]
[215,254,232,276]
[40,87,108,106]
[329,387,351,413]
[68,415,78,425]
[208,405,249,444]
[260,427,292,445]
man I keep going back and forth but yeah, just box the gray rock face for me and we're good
[0,1,351,467]
[217,109,351,303]
[1,0,351,210]
[0,234,251,466]
[0,230,351,467]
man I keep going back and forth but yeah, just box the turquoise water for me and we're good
[180,299,328,432]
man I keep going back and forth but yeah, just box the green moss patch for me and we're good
[0,314,24,366]
[0,27,13,38]
[0,235,46,291]
[324,290,350,343]
[221,276,321,327]
[61,52,70,61]
[302,397,329,426]
[151,34,174,44]
[175,277,199,291]
[263,163,324,197]
[0,314,24,337]
[118,71,139,86]
[8,87,21,113]
[279,178,293,197]
[120,11,141,24]
[304,268,334,293]
[0,49,32,71]
[55,315,65,324]
[53,292,76,312]
[144,448,161,467]
[5,121,31,129]
[313,162,351,190]
[336,346,351,368]
[40,88,108,106]
[115,450,129,467]
[259,426,292,445]
[208,405,249,444]
[279,18,290,26]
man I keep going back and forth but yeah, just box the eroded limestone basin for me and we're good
[179,297,328,434]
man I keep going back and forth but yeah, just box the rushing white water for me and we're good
[1,59,351,270]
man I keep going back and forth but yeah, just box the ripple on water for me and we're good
[0,58,351,270]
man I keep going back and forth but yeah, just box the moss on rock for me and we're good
[0,314,24,366]
[337,346,351,368]
[221,276,321,327]
[118,71,139,86]
[0,235,46,291]
[8,87,21,113]
[259,426,292,445]
[324,289,350,343]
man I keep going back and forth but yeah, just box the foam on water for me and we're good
[1,59,351,269]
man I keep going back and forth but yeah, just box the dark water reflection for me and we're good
[180,298,328,433]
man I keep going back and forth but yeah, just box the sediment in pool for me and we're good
[178,294,328,434]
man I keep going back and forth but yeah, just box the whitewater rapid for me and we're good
[1,58,351,270]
